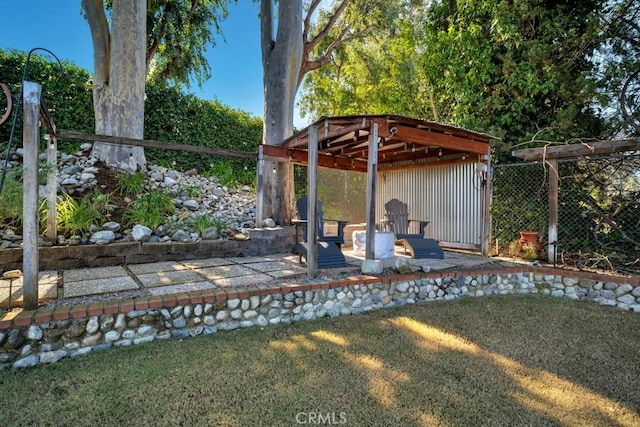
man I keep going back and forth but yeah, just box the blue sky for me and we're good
[0,1,307,126]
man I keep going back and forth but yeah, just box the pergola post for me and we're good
[365,123,379,260]
[307,125,319,276]
[256,145,264,227]
[22,81,41,310]
[548,158,559,265]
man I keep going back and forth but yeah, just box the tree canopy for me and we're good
[299,0,638,158]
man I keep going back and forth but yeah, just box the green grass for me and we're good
[123,190,176,230]
[1,296,639,426]
[182,212,229,235]
[115,170,147,195]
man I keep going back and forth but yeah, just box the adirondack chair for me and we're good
[383,199,430,240]
[383,199,444,259]
[292,196,348,268]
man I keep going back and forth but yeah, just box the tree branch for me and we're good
[307,0,351,52]
[299,27,367,86]
[620,68,640,133]
[303,0,323,45]
[83,0,111,85]
[260,0,274,69]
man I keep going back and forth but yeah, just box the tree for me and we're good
[260,0,399,225]
[84,0,148,171]
[301,0,609,157]
[83,0,232,171]
[146,0,231,88]
[595,0,640,137]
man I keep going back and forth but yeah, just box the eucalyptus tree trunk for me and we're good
[84,0,147,171]
[260,0,303,225]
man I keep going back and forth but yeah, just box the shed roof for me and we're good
[262,115,496,173]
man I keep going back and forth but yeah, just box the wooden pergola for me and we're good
[258,115,496,275]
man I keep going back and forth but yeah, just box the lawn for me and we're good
[1,295,639,426]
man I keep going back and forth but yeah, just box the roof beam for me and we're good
[512,138,640,161]
[393,125,490,155]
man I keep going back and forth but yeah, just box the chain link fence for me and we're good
[492,154,640,274]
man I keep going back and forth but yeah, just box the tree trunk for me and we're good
[260,0,303,225]
[84,0,147,171]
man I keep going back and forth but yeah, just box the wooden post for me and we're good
[481,154,492,256]
[45,133,57,241]
[307,125,319,276]
[22,81,41,310]
[256,145,264,227]
[365,123,379,260]
[548,158,559,265]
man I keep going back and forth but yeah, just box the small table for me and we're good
[352,230,395,259]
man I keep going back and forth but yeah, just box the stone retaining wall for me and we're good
[1,266,638,370]
[0,227,296,271]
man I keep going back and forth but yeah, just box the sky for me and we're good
[0,1,308,127]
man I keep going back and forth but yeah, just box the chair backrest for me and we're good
[296,195,325,238]
[384,199,409,234]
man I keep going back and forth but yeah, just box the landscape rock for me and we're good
[89,230,116,245]
[132,225,153,242]
[362,259,383,275]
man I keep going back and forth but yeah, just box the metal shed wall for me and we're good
[376,162,483,249]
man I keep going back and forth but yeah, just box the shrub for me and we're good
[0,168,23,229]
[49,193,106,236]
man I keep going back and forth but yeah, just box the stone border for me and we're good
[1,265,638,370]
[0,227,296,271]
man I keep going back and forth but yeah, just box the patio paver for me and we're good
[136,270,209,288]
[64,266,129,282]
[64,276,139,298]
[147,281,218,296]
[127,262,189,275]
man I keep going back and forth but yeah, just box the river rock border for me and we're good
[1,266,638,370]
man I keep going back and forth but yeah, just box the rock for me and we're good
[61,177,79,186]
[172,230,191,242]
[163,176,178,186]
[201,226,219,240]
[89,230,116,245]
[394,257,413,274]
[86,317,99,334]
[362,259,383,275]
[262,218,276,228]
[26,325,43,340]
[132,224,152,242]
[40,350,68,364]
[102,221,121,232]
[183,200,200,211]
[13,354,39,369]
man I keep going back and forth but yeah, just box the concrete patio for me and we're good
[0,247,501,309]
